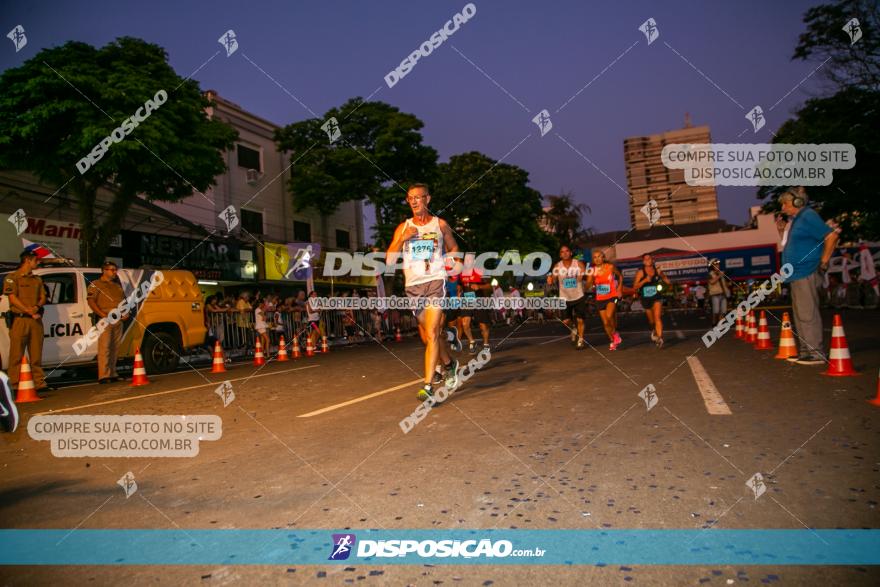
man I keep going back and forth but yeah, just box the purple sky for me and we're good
[2,0,828,235]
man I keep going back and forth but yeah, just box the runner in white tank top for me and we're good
[547,245,588,350]
[387,183,461,402]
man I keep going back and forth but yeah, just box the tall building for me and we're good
[624,121,719,230]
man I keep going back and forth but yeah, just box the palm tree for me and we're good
[541,191,593,246]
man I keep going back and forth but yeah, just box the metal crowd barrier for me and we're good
[204,308,422,354]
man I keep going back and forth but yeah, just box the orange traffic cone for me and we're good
[306,336,315,357]
[745,311,757,343]
[868,368,880,407]
[210,340,227,373]
[131,348,150,386]
[277,336,289,362]
[754,311,773,350]
[321,336,329,353]
[774,312,798,359]
[825,314,857,376]
[395,327,402,342]
[735,313,745,339]
[292,336,302,359]
[253,339,265,366]
[14,355,40,403]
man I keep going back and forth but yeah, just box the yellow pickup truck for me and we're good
[1,266,205,374]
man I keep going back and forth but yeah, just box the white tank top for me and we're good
[554,260,586,301]
[403,216,446,287]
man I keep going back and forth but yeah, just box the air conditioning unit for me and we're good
[246,168,261,185]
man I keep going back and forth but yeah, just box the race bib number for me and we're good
[463,291,476,299]
[642,285,657,297]
[562,277,577,289]
[410,239,434,261]
[597,284,611,295]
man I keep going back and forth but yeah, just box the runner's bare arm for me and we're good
[658,268,672,285]
[633,269,646,289]
[386,222,416,265]
[438,218,459,254]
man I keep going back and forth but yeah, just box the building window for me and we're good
[294,220,311,242]
[241,208,263,235]
[237,144,261,171]
[336,229,351,250]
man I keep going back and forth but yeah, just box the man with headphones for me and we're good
[778,186,839,365]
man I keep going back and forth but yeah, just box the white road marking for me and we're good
[687,356,732,415]
[36,364,321,415]
[298,378,423,418]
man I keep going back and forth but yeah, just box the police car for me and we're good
[1,262,205,374]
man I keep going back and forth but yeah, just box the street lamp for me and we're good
[490,278,499,287]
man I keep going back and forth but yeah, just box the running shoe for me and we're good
[613,331,622,347]
[468,340,478,355]
[650,332,658,343]
[795,353,826,366]
[656,337,664,349]
[416,384,435,402]
[576,338,586,350]
[787,352,810,363]
[0,372,19,433]
[570,328,578,344]
[609,341,619,351]
[432,367,444,385]
[444,359,460,389]
[447,326,462,352]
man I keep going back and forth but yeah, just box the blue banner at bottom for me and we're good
[0,529,878,566]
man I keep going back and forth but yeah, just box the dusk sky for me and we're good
[2,0,829,235]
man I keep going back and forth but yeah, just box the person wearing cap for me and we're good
[86,261,129,383]
[3,250,51,391]
[779,186,839,365]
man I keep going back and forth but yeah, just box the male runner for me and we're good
[387,183,460,401]
[547,245,588,350]
[586,249,623,350]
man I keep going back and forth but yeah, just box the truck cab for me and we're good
[1,266,205,374]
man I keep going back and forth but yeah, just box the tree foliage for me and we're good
[274,99,437,246]
[541,191,592,247]
[0,37,238,264]
[430,151,557,255]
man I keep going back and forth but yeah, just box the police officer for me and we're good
[86,261,128,383]
[3,250,52,391]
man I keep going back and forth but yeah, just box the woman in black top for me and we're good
[633,253,672,348]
